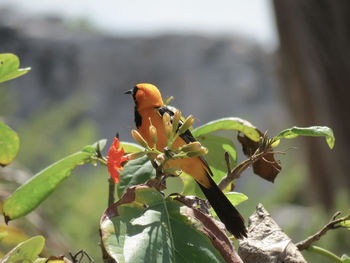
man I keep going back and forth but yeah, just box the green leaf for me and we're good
[120,141,144,153]
[163,176,184,196]
[34,257,68,263]
[0,236,45,263]
[0,53,31,84]
[82,139,107,153]
[225,192,248,206]
[192,117,260,142]
[275,126,335,149]
[0,122,20,166]
[100,186,227,263]
[0,225,28,246]
[341,254,350,263]
[117,156,155,199]
[3,140,104,222]
[339,220,350,230]
[196,133,236,184]
[92,138,107,151]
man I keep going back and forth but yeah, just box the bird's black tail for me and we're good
[197,174,247,239]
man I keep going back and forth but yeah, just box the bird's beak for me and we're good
[124,89,132,95]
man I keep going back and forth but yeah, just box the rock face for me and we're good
[0,9,286,141]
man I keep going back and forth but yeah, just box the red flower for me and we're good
[107,137,129,184]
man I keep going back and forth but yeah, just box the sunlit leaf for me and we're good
[181,172,204,198]
[193,117,260,142]
[275,126,335,149]
[0,122,20,167]
[100,186,229,263]
[339,220,350,230]
[341,254,350,263]
[196,134,236,184]
[34,257,71,263]
[0,225,28,246]
[225,192,248,206]
[0,53,31,84]
[163,176,184,196]
[0,236,44,263]
[3,140,105,222]
[117,156,155,198]
[120,141,144,153]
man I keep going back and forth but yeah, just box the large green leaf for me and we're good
[275,126,335,149]
[100,186,229,263]
[3,140,106,222]
[0,122,19,167]
[0,236,44,263]
[117,156,155,199]
[0,53,31,84]
[192,117,260,142]
[196,133,236,184]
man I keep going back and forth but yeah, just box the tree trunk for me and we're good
[273,0,350,208]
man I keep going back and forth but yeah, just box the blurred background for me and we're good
[0,0,349,262]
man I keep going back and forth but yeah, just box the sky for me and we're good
[0,0,278,50]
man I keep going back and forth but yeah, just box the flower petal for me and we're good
[107,137,128,184]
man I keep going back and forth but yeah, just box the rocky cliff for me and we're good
[0,8,287,141]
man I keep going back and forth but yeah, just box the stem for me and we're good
[92,156,107,166]
[296,211,349,250]
[108,177,115,207]
[307,245,342,263]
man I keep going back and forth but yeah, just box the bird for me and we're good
[125,83,247,239]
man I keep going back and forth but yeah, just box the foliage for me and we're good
[0,53,30,167]
[1,54,347,263]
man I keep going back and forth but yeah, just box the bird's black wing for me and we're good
[157,105,214,175]
[157,106,247,239]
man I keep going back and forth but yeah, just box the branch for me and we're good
[218,151,263,191]
[296,211,350,251]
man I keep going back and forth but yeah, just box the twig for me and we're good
[69,250,94,263]
[217,141,286,191]
[218,150,264,191]
[296,211,350,251]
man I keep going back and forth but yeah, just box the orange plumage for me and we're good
[126,83,247,239]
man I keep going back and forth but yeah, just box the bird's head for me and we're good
[125,83,164,110]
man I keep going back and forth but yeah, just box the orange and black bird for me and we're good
[125,83,247,239]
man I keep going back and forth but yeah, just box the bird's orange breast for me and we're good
[137,108,211,188]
